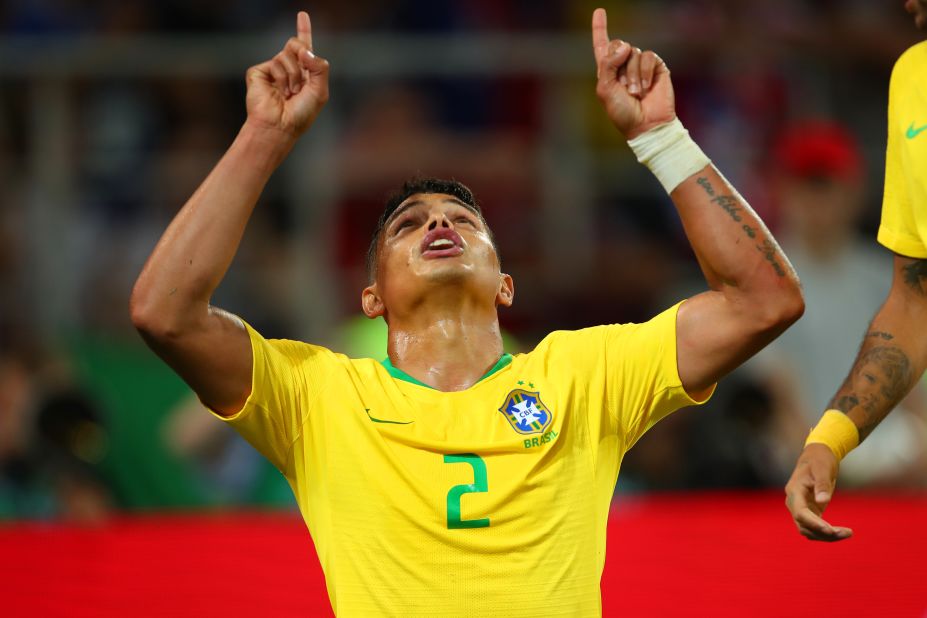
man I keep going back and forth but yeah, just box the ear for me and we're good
[362,284,385,318]
[496,273,515,308]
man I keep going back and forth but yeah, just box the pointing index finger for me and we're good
[297,11,313,51]
[592,8,610,63]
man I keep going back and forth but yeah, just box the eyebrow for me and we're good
[385,197,479,228]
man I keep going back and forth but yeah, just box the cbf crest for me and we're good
[498,389,553,435]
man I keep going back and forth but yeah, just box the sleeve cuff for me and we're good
[204,320,262,423]
[878,225,927,259]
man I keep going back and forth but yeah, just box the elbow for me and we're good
[129,281,186,342]
[782,281,806,325]
[759,284,805,334]
[778,290,805,330]
[129,283,163,339]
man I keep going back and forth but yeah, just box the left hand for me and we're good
[784,443,854,542]
[591,8,675,139]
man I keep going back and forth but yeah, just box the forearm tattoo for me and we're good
[902,259,927,296]
[828,337,915,441]
[696,176,784,277]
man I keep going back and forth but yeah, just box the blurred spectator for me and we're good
[619,374,786,491]
[0,336,114,522]
[4,0,98,34]
[164,394,294,507]
[749,120,927,487]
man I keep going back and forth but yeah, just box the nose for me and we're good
[426,212,451,231]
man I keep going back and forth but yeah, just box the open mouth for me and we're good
[421,229,464,259]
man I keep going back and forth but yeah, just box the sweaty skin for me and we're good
[133,9,802,412]
[361,193,514,392]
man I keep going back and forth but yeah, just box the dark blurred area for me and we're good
[1,0,925,520]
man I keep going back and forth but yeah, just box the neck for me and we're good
[385,300,505,392]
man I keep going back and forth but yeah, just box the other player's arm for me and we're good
[129,12,330,415]
[784,254,927,541]
[590,8,804,397]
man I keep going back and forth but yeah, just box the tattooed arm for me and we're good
[831,256,927,439]
[589,8,804,397]
[785,255,927,542]
[669,167,805,395]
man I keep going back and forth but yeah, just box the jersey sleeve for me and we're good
[541,302,713,451]
[602,302,714,448]
[877,46,927,258]
[207,321,339,472]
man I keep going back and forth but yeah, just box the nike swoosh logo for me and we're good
[906,122,927,139]
[365,408,414,425]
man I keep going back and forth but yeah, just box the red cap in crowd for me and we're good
[772,120,864,182]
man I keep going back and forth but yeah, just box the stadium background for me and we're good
[1,0,925,615]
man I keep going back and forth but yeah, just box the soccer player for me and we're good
[131,8,803,616]
[784,0,927,542]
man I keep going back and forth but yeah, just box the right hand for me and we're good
[245,11,330,140]
[784,443,853,542]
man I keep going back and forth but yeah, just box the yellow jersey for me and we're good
[213,302,710,617]
[878,40,927,258]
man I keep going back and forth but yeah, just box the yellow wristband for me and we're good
[805,410,860,461]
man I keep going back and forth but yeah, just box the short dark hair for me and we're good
[365,177,499,281]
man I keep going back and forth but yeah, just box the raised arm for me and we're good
[591,8,804,396]
[129,12,330,415]
[784,255,927,541]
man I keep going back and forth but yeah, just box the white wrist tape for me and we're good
[627,118,711,194]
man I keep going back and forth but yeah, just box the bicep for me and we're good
[877,255,927,371]
[139,306,253,417]
[893,254,927,298]
[675,290,790,396]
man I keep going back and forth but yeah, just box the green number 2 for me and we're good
[443,453,490,529]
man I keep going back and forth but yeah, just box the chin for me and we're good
[420,262,472,284]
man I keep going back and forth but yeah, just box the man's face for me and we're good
[369,192,508,313]
[780,175,862,239]
[906,0,927,29]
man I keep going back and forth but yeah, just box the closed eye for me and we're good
[393,219,415,234]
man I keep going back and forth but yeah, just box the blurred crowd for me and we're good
[1,0,925,521]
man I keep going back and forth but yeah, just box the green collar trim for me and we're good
[381,353,513,390]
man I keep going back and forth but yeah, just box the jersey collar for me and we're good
[380,353,513,390]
